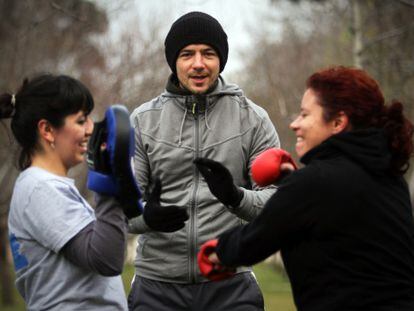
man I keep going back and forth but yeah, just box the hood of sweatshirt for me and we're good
[301,128,391,175]
[162,74,243,111]
[159,74,245,147]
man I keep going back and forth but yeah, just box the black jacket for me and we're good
[216,129,414,310]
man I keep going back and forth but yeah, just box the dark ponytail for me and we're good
[382,100,414,174]
[0,74,94,170]
[0,93,16,119]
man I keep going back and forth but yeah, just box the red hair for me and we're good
[306,66,413,175]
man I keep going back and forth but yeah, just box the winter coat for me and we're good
[129,75,279,283]
[217,129,414,310]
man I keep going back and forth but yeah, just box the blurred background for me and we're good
[1,0,413,310]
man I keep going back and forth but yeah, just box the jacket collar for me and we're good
[300,128,392,175]
[166,74,219,96]
[164,74,220,113]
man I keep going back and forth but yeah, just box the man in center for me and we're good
[128,11,280,310]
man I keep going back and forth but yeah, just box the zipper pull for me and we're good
[192,102,197,117]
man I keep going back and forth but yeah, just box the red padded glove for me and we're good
[197,239,235,281]
[251,148,298,187]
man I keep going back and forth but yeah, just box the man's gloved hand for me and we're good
[193,158,243,207]
[143,178,189,233]
[197,239,235,281]
[251,148,297,187]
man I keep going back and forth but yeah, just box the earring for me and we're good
[50,142,55,149]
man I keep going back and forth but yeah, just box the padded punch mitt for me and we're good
[198,239,235,281]
[87,104,143,218]
[251,148,297,187]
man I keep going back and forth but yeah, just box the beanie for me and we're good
[164,11,228,74]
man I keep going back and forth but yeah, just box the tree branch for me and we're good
[361,21,414,52]
[396,0,414,8]
[49,1,87,22]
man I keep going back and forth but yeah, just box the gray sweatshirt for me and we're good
[129,75,280,283]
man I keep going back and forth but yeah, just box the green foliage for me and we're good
[254,263,296,311]
[0,267,24,311]
[122,262,136,293]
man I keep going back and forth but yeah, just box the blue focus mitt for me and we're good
[87,104,143,218]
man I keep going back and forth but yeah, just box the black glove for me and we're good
[143,178,189,232]
[193,158,243,207]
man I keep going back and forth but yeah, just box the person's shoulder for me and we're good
[300,155,362,190]
[16,167,67,188]
[285,164,323,188]
[216,78,268,118]
[228,93,271,122]
[14,168,75,204]
[130,94,165,116]
[243,97,269,115]
[130,93,174,128]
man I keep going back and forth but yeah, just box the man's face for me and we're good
[176,44,220,94]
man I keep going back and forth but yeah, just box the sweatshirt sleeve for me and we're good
[229,99,280,221]
[62,195,128,276]
[216,167,319,267]
[128,109,152,234]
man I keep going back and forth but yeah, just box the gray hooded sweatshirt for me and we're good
[129,75,280,283]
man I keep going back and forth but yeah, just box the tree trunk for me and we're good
[0,214,13,306]
[0,150,18,306]
[351,0,364,68]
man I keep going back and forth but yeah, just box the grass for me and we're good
[253,263,296,311]
[2,262,296,310]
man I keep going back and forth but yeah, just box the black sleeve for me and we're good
[61,195,128,276]
[216,167,319,267]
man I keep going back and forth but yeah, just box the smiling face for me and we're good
[53,110,93,170]
[290,88,345,158]
[176,44,220,94]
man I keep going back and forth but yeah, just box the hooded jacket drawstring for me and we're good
[204,99,211,130]
[196,95,211,131]
[178,107,187,147]
[179,97,211,146]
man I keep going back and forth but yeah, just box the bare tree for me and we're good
[93,15,170,114]
[235,1,352,160]
[238,0,414,202]
[0,1,175,304]
[0,0,108,306]
[238,0,414,270]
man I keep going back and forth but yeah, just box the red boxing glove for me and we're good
[251,148,298,187]
[197,239,235,281]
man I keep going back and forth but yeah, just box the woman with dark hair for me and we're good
[1,74,128,310]
[198,66,414,310]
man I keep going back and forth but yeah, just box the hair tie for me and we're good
[11,94,16,106]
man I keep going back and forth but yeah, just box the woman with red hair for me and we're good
[199,66,414,310]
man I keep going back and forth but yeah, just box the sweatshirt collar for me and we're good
[301,128,391,175]
[166,74,219,96]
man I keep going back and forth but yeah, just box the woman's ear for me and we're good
[37,119,55,145]
[332,111,349,134]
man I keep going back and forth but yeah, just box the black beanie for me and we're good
[164,11,228,74]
